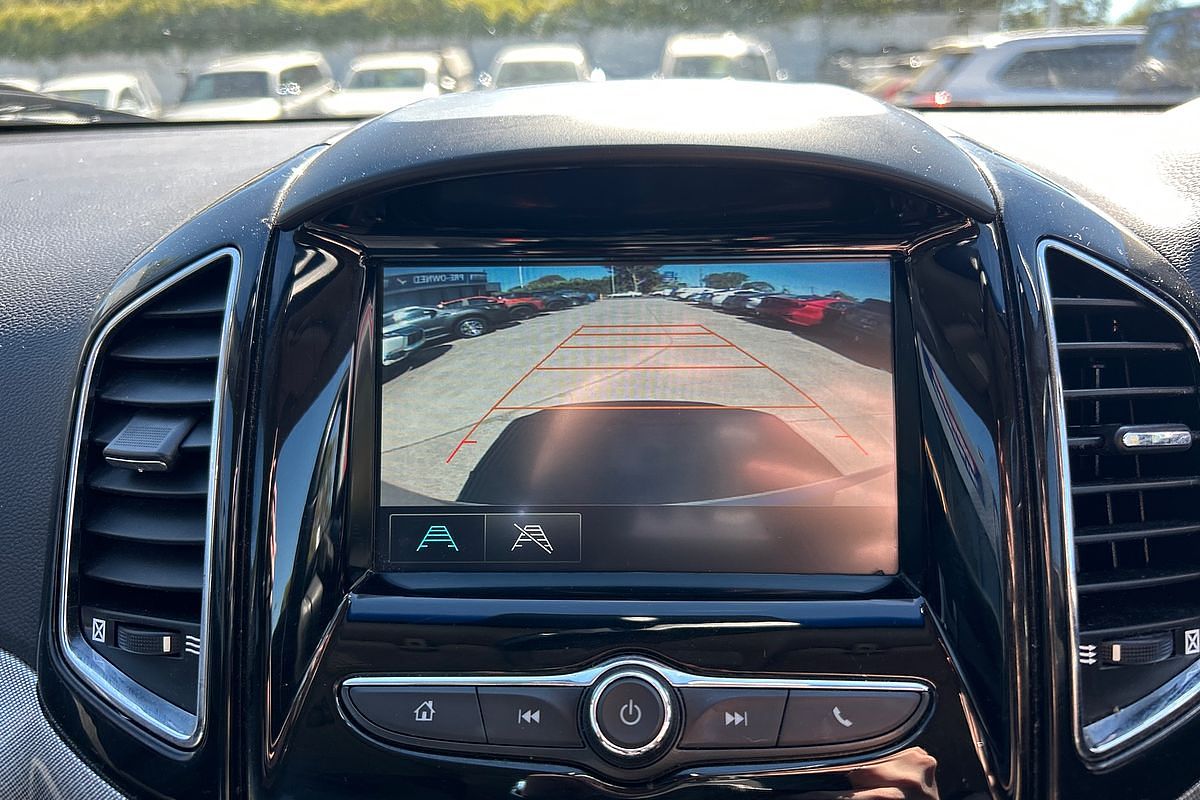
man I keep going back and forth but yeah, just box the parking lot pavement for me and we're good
[380,299,895,504]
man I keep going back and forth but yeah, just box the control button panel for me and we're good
[340,657,930,778]
[778,690,923,747]
[478,686,584,747]
[679,688,787,749]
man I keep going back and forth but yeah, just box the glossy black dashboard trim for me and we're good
[276,83,997,226]
[965,139,1200,795]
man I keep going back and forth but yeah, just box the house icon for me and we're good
[412,699,436,723]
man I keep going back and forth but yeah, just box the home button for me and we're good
[586,668,676,764]
[345,685,486,743]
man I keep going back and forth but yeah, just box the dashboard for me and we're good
[3,81,1200,799]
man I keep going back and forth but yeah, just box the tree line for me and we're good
[0,0,1114,60]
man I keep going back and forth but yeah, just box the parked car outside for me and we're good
[318,52,443,118]
[485,44,600,89]
[895,28,1143,108]
[381,324,426,366]
[42,71,161,117]
[167,52,335,121]
[440,294,545,320]
[1120,5,1200,103]
[660,32,786,81]
[386,303,508,340]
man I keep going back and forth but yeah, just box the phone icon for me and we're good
[832,706,854,728]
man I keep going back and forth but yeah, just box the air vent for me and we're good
[1042,240,1200,756]
[58,249,238,747]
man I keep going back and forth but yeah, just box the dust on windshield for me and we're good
[1,1,1197,123]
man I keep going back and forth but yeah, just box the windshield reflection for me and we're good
[1,1,1197,123]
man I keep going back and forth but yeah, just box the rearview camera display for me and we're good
[377,261,897,574]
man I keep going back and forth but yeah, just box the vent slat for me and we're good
[1068,435,1105,450]
[88,463,209,498]
[98,369,215,407]
[1075,521,1200,544]
[109,329,221,363]
[1058,341,1185,353]
[83,546,204,592]
[1077,567,1200,594]
[1053,297,1144,310]
[92,412,211,451]
[1072,476,1200,495]
[1064,386,1196,400]
[141,285,227,319]
[85,499,207,545]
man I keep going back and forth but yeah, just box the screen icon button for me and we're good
[388,514,485,563]
[484,514,581,563]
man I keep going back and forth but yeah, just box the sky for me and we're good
[479,261,892,300]
[1108,0,1140,21]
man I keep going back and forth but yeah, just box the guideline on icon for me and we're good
[416,525,458,551]
[511,523,553,553]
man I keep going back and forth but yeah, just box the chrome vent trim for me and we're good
[1037,239,1200,760]
[56,248,240,747]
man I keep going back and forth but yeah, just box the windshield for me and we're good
[1,1,1198,124]
[348,67,429,89]
[670,54,772,80]
[181,71,271,103]
[495,60,580,87]
[45,88,109,106]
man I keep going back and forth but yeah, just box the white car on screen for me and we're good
[42,71,161,117]
[382,323,426,366]
[319,53,444,118]
[167,52,334,122]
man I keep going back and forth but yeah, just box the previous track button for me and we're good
[484,513,582,563]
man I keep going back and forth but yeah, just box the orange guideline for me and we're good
[445,322,867,462]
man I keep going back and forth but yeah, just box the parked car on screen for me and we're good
[717,290,771,312]
[167,52,335,121]
[485,44,600,89]
[835,298,892,343]
[439,294,545,320]
[42,72,161,117]
[558,290,596,305]
[504,290,572,310]
[755,294,848,327]
[895,28,1143,108]
[660,32,786,81]
[381,324,426,366]
[608,290,644,298]
[318,52,443,118]
[387,303,508,340]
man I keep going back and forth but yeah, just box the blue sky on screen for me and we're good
[479,261,891,300]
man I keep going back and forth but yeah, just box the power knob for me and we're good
[585,668,677,765]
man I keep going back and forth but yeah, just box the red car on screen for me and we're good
[439,294,545,320]
[755,295,847,327]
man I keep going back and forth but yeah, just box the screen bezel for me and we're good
[367,251,922,589]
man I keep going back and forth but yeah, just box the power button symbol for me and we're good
[619,698,643,726]
[588,670,675,763]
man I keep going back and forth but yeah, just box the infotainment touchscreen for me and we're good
[377,261,897,574]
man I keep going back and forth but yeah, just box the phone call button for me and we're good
[778,690,923,746]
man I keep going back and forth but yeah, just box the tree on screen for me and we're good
[608,265,662,294]
[703,271,749,289]
[526,274,568,288]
